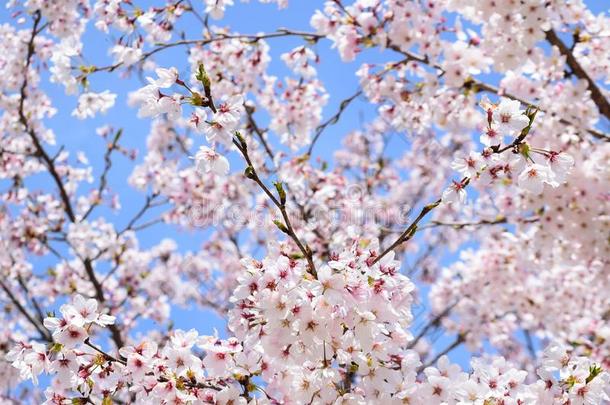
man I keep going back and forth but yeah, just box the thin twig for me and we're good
[81,129,124,220]
[417,334,466,372]
[86,30,324,74]
[307,89,363,156]
[407,301,460,350]
[233,137,317,277]
[372,198,443,265]
[118,194,162,235]
[0,279,52,342]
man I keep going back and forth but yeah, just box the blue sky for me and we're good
[2,0,607,375]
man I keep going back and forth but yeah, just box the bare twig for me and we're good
[422,215,539,230]
[81,129,124,220]
[118,194,163,235]
[16,275,46,324]
[0,279,52,342]
[372,198,443,265]
[407,301,459,350]
[307,89,363,156]
[86,30,324,74]
[418,334,466,372]
[84,338,126,365]
[244,105,275,162]
[233,136,317,277]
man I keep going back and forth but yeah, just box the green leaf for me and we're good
[273,219,289,234]
[234,131,247,149]
[195,64,211,89]
[274,181,286,205]
[586,364,603,383]
[244,166,255,179]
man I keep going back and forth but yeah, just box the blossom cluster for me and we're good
[442,98,575,204]
[8,252,610,404]
[1,0,609,403]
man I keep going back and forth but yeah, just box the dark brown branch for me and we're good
[16,275,46,324]
[18,13,125,350]
[244,111,333,260]
[417,334,466,372]
[0,279,52,342]
[372,198,442,265]
[81,129,123,220]
[18,12,76,222]
[84,338,126,365]
[233,137,317,277]
[307,89,363,156]
[545,29,610,121]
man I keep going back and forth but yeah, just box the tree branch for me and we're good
[86,29,324,74]
[233,136,317,277]
[0,279,52,342]
[18,13,125,350]
[81,129,123,220]
[307,89,363,156]
[545,29,610,121]
[417,334,466,372]
[407,301,459,350]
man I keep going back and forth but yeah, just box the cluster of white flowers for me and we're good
[7,295,114,385]
[227,241,417,403]
[130,67,182,120]
[3,0,608,403]
[443,98,575,204]
[131,68,245,178]
[72,91,117,119]
[197,95,245,147]
[8,250,610,404]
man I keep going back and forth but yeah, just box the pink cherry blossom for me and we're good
[72,91,116,119]
[193,146,230,176]
[517,163,553,194]
[492,98,530,135]
[2,0,609,403]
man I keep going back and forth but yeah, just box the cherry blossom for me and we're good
[110,44,143,66]
[442,180,468,204]
[193,146,230,176]
[546,150,576,183]
[492,98,530,135]
[518,163,554,194]
[213,94,244,129]
[147,67,179,88]
[72,91,117,119]
[450,152,484,178]
[1,0,609,403]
